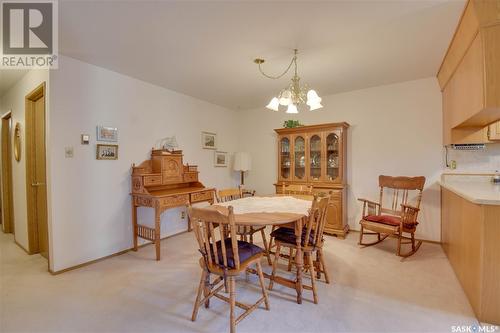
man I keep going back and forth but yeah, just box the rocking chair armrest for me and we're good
[357,198,380,206]
[358,198,381,217]
[400,204,420,225]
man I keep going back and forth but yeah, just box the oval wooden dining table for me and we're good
[206,196,312,304]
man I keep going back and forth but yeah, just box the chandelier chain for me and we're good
[257,49,298,80]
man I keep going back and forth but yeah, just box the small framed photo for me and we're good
[96,144,118,160]
[97,126,118,142]
[201,131,217,149]
[214,151,228,167]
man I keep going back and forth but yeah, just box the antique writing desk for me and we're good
[131,149,215,260]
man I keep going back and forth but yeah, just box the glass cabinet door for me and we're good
[309,134,322,181]
[293,136,306,180]
[279,137,291,180]
[326,132,340,182]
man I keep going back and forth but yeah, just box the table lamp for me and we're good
[233,152,251,185]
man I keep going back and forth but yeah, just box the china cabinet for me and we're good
[274,122,349,238]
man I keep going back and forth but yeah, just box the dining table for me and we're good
[208,195,312,304]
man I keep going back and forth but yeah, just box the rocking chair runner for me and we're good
[358,175,426,258]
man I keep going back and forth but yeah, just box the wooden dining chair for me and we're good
[188,206,269,333]
[358,175,426,258]
[268,183,315,263]
[217,187,272,265]
[268,194,330,304]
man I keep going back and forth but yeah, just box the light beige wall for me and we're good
[238,77,443,241]
[0,70,49,251]
[48,56,240,271]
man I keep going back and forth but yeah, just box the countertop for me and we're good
[439,174,500,205]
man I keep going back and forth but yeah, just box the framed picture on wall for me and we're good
[214,151,228,167]
[97,126,118,142]
[96,144,118,160]
[201,131,217,149]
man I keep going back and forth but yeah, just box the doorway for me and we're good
[1,111,14,234]
[25,82,49,260]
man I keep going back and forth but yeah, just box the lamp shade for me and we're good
[233,152,252,171]
[286,104,298,114]
[266,97,280,111]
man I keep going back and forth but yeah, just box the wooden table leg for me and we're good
[155,205,161,261]
[131,200,138,251]
[294,217,304,304]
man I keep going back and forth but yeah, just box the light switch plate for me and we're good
[65,147,74,158]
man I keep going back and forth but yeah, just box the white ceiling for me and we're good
[59,0,465,110]
[0,70,29,98]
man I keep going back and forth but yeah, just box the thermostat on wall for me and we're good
[81,134,90,145]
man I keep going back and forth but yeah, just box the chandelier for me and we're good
[254,49,323,113]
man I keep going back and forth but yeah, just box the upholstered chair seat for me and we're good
[270,227,316,247]
[211,239,264,269]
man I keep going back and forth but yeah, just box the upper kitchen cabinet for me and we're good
[438,0,500,145]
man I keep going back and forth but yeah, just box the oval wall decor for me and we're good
[14,122,21,162]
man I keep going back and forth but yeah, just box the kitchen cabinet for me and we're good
[488,120,500,141]
[438,0,500,145]
[441,187,500,324]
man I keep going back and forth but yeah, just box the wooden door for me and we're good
[324,189,342,232]
[308,132,323,182]
[162,155,183,184]
[278,135,291,181]
[26,83,49,259]
[1,113,14,233]
[292,134,306,182]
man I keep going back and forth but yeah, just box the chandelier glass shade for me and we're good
[255,49,323,112]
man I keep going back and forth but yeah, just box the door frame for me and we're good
[1,111,15,234]
[25,82,49,261]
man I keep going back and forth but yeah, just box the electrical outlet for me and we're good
[181,211,186,219]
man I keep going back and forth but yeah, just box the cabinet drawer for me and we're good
[161,194,189,208]
[183,172,198,182]
[144,175,162,186]
[191,191,213,203]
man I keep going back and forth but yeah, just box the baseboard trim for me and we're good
[14,239,31,254]
[49,230,190,275]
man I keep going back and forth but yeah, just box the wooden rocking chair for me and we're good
[358,175,426,258]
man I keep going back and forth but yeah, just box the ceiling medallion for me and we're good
[254,49,323,113]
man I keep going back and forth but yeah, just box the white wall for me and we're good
[48,56,240,271]
[0,70,49,250]
[238,77,443,242]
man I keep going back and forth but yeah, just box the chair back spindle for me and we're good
[217,187,243,203]
[188,206,240,271]
[303,195,330,248]
[378,175,425,217]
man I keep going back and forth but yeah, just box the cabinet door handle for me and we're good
[31,182,45,187]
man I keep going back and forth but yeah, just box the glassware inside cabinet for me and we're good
[294,136,305,180]
[309,134,321,180]
[280,137,290,179]
[326,133,339,181]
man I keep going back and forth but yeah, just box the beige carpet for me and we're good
[0,230,478,333]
